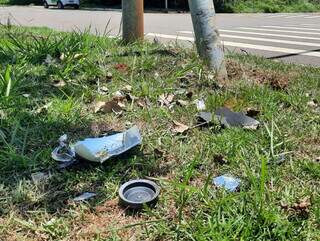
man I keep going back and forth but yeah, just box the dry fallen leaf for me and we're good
[60,53,65,61]
[35,102,53,114]
[122,85,132,92]
[195,99,206,111]
[137,97,150,108]
[246,108,260,118]
[154,148,165,158]
[186,91,193,99]
[106,72,113,81]
[93,100,123,114]
[172,121,189,134]
[74,53,83,59]
[114,63,128,73]
[293,197,311,211]
[176,99,188,107]
[159,93,175,107]
[213,154,228,165]
[52,80,66,88]
[22,93,31,98]
[307,100,318,108]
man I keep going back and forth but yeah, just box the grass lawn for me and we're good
[0,25,319,240]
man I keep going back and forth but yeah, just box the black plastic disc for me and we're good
[119,179,160,209]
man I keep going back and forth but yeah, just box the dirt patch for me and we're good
[226,59,293,90]
[71,199,146,240]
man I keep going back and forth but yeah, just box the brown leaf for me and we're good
[93,100,123,114]
[213,154,228,165]
[186,91,193,99]
[172,121,189,134]
[246,108,260,118]
[154,148,165,158]
[114,63,128,73]
[137,97,150,108]
[158,93,175,107]
[90,122,113,136]
[293,197,311,211]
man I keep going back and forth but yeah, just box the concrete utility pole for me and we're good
[122,0,144,43]
[188,0,228,79]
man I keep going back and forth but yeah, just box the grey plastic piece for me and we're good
[215,107,260,129]
[73,192,96,202]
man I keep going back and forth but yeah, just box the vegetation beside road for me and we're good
[0,25,319,240]
[1,0,320,13]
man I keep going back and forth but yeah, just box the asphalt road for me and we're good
[1,6,320,66]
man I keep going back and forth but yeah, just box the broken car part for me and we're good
[73,192,97,202]
[52,126,141,163]
[119,179,160,209]
[215,107,260,129]
[74,126,142,163]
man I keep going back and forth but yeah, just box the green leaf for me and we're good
[4,65,12,97]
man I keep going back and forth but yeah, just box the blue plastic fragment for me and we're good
[213,175,240,192]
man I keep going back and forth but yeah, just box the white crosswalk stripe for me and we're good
[284,15,310,19]
[304,15,320,19]
[262,26,320,32]
[148,25,320,61]
[265,15,288,18]
[179,30,320,41]
[146,33,320,58]
[239,27,320,35]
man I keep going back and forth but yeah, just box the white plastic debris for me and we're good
[73,192,96,202]
[213,175,240,192]
[74,126,142,163]
[195,99,206,111]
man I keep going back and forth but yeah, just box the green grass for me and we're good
[0,25,319,240]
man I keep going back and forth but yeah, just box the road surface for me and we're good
[1,6,320,66]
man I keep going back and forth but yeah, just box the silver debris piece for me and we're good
[213,175,240,192]
[31,171,52,183]
[73,192,96,202]
[51,134,75,162]
[215,107,260,130]
[74,126,142,163]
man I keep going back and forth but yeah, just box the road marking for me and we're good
[265,15,288,18]
[284,15,310,19]
[220,34,320,47]
[147,33,194,42]
[300,24,319,26]
[304,15,320,19]
[262,26,320,32]
[239,27,320,36]
[178,30,320,41]
[146,33,320,58]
